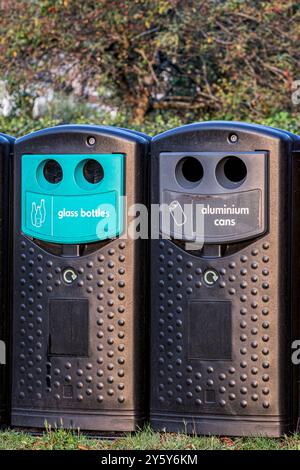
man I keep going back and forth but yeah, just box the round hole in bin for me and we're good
[216,156,247,189]
[83,159,104,184]
[43,159,63,184]
[176,157,203,188]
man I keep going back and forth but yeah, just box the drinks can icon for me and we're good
[168,200,187,227]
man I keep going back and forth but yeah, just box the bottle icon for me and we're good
[36,206,42,227]
[40,199,46,224]
[31,199,46,228]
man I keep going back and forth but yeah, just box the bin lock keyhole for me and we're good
[63,268,78,284]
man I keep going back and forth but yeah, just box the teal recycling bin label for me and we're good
[21,154,124,244]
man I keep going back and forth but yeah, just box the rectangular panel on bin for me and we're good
[159,151,267,243]
[49,299,89,356]
[21,153,124,244]
[188,301,232,361]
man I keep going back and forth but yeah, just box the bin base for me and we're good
[151,411,291,437]
[12,407,144,432]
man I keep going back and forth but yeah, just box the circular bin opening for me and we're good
[176,157,203,188]
[43,159,63,184]
[83,159,104,184]
[216,156,247,189]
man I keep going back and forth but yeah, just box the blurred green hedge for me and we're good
[0,0,299,136]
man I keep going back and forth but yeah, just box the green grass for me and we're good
[0,426,300,450]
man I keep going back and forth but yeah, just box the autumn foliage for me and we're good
[0,0,299,127]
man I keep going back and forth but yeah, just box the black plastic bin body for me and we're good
[11,125,149,431]
[0,133,14,425]
[150,121,300,436]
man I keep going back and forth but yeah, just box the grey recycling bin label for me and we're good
[161,189,265,243]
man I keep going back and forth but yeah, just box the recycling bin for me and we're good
[150,121,300,436]
[11,125,149,431]
[0,133,15,425]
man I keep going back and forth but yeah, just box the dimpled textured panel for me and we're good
[150,237,290,435]
[12,237,140,429]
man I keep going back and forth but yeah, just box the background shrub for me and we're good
[0,0,299,136]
